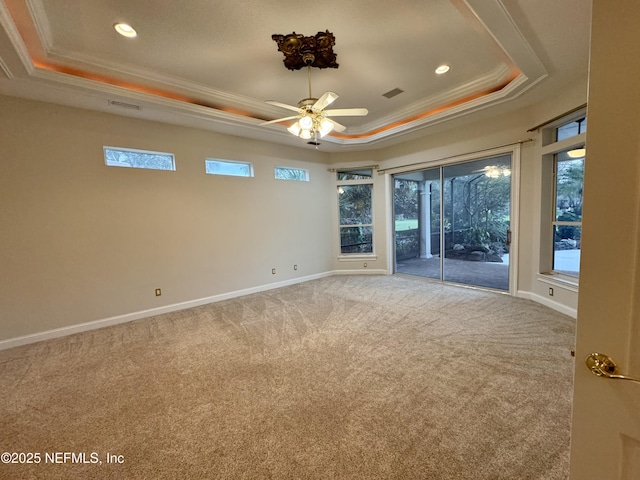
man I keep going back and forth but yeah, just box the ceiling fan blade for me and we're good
[265,100,302,113]
[260,115,299,126]
[313,92,339,111]
[326,118,347,133]
[323,108,369,117]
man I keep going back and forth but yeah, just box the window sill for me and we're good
[338,254,378,262]
[537,273,579,293]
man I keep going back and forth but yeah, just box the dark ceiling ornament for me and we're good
[271,31,339,70]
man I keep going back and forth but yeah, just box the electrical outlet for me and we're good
[548,287,554,296]
[155,288,162,296]
[294,264,298,271]
[272,268,276,275]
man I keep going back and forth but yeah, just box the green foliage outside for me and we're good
[394,171,511,258]
[339,184,373,253]
[555,158,584,243]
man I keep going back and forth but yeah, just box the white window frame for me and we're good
[337,169,375,258]
[539,109,586,283]
[205,158,254,177]
[103,146,175,171]
[551,148,584,277]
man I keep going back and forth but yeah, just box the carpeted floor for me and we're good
[0,275,575,479]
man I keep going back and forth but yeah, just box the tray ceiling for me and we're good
[0,0,591,151]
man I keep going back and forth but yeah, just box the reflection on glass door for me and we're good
[393,167,441,280]
[394,155,512,291]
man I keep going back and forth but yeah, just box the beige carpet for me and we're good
[0,275,575,479]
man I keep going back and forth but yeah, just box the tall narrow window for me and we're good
[337,169,374,254]
[104,146,175,171]
[540,111,586,279]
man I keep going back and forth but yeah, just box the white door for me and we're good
[569,1,640,478]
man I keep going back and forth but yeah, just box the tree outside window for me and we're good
[553,149,584,276]
[338,169,373,254]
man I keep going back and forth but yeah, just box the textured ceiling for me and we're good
[0,0,591,151]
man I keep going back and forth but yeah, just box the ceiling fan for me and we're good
[260,65,368,140]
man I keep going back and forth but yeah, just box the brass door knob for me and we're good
[585,353,640,384]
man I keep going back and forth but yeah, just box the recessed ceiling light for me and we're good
[114,23,137,38]
[435,64,450,75]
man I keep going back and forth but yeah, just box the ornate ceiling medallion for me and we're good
[271,31,339,70]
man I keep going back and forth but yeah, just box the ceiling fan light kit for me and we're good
[261,31,369,143]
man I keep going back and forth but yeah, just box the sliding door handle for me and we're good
[506,229,512,246]
[585,352,640,384]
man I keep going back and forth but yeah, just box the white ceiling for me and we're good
[0,0,591,151]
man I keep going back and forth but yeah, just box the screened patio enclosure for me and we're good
[393,155,512,291]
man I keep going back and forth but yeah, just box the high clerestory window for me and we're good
[104,146,175,171]
[205,159,254,177]
[274,166,309,181]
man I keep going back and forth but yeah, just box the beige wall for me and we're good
[1,79,588,345]
[0,95,333,342]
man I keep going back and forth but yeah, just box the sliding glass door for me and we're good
[394,155,512,291]
[393,167,441,280]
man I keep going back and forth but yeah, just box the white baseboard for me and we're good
[1,271,572,351]
[0,271,335,351]
[517,290,577,318]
